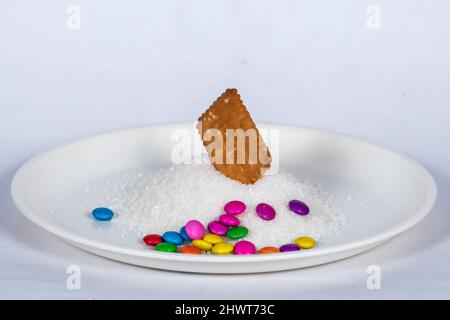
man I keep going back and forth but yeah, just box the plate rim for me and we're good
[10,123,438,264]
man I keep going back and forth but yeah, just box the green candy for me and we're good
[155,242,177,252]
[226,226,248,240]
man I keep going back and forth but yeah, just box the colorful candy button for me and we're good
[224,200,246,215]
[192,239,213,251]
[279,244,301,252]
[179,226,192,242]
[258,247,280,254]
[208,221,228,236]
[255,203,276,221]
[288,200,310,216]
[91,207,114,221]
[226,226,248,240]
[179,246,202,255]
[155,242,177,253]
[211,242,234,255]
[219,214,240,227]
[185,220,206,240]
[162,231,183,245]
[203,234,223,245]
[234,240,256,255]
[295,236,316,249]
[143,234,163,246]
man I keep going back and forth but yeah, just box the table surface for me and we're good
[1,0,449,299]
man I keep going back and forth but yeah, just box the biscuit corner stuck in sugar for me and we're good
[197,88,272,184]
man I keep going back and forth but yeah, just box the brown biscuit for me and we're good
[197,88,271,184]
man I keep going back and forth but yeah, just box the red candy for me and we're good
[143,234,163,246]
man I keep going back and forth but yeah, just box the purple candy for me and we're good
[224,200,246,215]
[208,221,228,236]
[288,200,310,216]
[255,203,276,221]
[234,240,256,255]
[219,214,240,227]
[280,244,301,252]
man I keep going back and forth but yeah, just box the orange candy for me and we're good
[179,246,202,255]
[258,247,280,254]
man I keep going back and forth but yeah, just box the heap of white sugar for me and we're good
[109,164,345,247]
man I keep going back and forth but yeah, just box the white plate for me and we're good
[11,124,437,273]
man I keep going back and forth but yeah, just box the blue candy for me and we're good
[179,226,192,241]
[162,231,183,245]
[92,207,114,221]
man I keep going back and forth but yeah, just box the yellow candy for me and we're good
[203,234,223,245]
[211,242,234,255]
[192,239,213,251]
[295,236,316,249]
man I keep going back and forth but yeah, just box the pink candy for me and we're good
[256,203,276,221]
[208,221,228,236]
[234,240,256,255]
[224,200,246,215]
[218,214,240,227]
[185,220,205,240]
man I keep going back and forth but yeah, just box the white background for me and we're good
[1,0,449,299]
